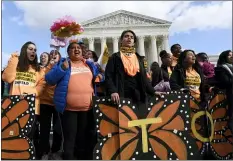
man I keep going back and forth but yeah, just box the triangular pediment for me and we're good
[81,10,172,27]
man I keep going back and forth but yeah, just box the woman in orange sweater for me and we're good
[2,41,46,158]
[45,42,101,160]
[38,50,62,160]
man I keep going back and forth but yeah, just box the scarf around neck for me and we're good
[120,47,139,76]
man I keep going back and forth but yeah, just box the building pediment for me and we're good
[81,10,172,28]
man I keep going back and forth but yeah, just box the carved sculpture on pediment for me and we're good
[83,13,164,27]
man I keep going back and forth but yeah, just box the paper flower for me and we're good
[50,16,84,38]
[50,34,67,50]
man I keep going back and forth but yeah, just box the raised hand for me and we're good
[61,59,69,70]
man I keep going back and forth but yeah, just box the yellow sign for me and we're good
[128,117,162,153]
[15,72,36,83]
[102,44,109,65]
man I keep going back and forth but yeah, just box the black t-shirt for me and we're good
[124,72,144,103]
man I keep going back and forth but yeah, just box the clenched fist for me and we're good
[61,59,69,70]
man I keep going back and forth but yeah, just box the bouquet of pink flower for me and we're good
[50,16,84,38]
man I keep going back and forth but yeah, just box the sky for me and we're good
[1,1,232,68]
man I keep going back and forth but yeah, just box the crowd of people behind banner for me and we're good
[1,30,233,160]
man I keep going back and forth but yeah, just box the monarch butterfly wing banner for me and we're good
[1,94,36,160]
[189,95,209,157]
[93,92,200,160]
[97,44,109,71]
[93,96,121,160]
[208,91,233,160]
[117,92,200,160]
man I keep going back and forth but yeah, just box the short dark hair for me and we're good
[196,52,208,62]
[196,52,207,57]
[217,50,232,66]
[50,50,61,59]
[170,44,181,52]
[120,30,137,44]
[17,41,40,72]
[67,42,79,53]
[159,50,169,58]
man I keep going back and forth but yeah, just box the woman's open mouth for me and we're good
[29,54,35,61]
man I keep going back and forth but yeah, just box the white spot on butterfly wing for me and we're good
[173,129,178,134]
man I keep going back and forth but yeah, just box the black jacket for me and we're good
[169,65,207,102]
[215,65,233,118]
[161,64,173,82]
[105,52,155,99]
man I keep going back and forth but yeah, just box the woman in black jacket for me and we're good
[160,50,173,82]
[169,50,208,104]
[215,50,233,132]
[105,30,163,106]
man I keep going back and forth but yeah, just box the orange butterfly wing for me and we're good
[1,94,36,160]
[208,91,233,159]
[93,97,138,160]
[147,92,199,160]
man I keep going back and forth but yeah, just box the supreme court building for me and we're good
[77,10,172,66]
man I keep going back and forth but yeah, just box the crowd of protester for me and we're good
[1,30,232,160]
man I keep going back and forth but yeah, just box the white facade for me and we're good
[77,10,172,67]
[209,55,219,66]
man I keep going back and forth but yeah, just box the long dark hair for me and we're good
[150,62,163,87]
[17,41,40,72]
[217,50,232,66]
[177,49,200,70]
[88,50,98,62]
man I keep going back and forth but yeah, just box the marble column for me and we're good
[162,34,170,53]
[157,44,162,65]
[150,35,158,64]
[88,37,95,51]
[138,36,145,56]
[100,37,106,54]
[113,37,119,53]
